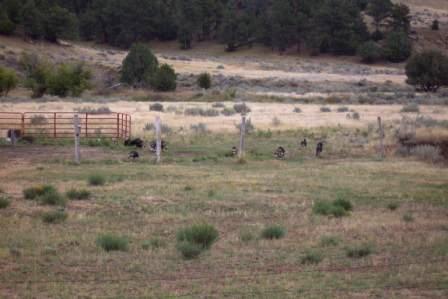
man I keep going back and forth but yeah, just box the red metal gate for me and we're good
[0,112,131,140]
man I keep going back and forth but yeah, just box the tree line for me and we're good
[1,0,413,61]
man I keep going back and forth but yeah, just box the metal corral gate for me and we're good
[0,112,131,140]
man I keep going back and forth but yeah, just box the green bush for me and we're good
[221,107,237,116]
[176,223,219,250]
[0,66,18,97]
[0,196,10,209]
[432,19,439,31]
[0,10,16,35]
[387,202,399,211]
[96,234,129,252]
[149,103,164,112]
[346,243,373,258]
[23,185,57,200]
[88,174,106,186]
[239,230,255,243]
[301,250,323,265]
[313,198,353,218]
[66,189,91,200]
[176,241,203,260]
[234,103,251,114]
[142,238,165,250]
[405,50,448,92]
[197,73,212,89]
[357,41,383,64]
[261,225,286,240]
[42,210,68,224]
[403,213,414,222]
[384,31,412,63]
[151,64,177,92]
[39,191,66,206]
[121,43,159,87]
[47,63,91,97]
[401,103,420,113]
[333,198,353,212]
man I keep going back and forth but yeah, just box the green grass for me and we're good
[176,223,219,250]
[66,189,91,200]
[320,236,341,247]
[96,234,129,252]
[301,250,323,265]
[346,243,374,259]
[23,185,57,200]
[88,174,106,186]
[261,225,286,240]
[42,210,68,224]
[387,202,399,211]
[0,196,10,209]
[142,238,165,251]
[313,198,353,218]
[403,213,415,223]
[176,241,203,260]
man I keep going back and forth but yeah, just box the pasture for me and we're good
[0,128,447,298]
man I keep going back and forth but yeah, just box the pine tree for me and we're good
[121,43,159,87]
[21,0,44,39]
[270,0,297,52]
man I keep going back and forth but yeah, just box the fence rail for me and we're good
[0,112,131,140]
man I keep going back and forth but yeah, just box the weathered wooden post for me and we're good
[238,113,246,160]
[10,129,17,147]
[155,116,162,164]
[378,116,385,159]
[74,114,81,164]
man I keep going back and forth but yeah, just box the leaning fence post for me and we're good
[378,116,385,159]
[74,115,81,164]
[238,113,246,160]
[155,116,162,164]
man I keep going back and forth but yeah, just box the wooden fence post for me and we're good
[238,113,246,160]
[11,129,16,147]
[155,116,162,164]
[378,117,385,159]
[74,115,81,164]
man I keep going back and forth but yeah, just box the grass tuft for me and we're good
[301,250,323,265]
[142,238,165,251]
[261,225,286,240]
[176,223,219,250]
[23,185,57,200]
[320,235,340,247]
[176,241,203,260]
[387,202,400,211]
[66,189,91,200]
[346,243,374,258]
[88,174,106,186]
[96,234,129,252]
[403,213,414,223]
[313,198,353,217]
[0,196,10,209]
[42,210,68,224]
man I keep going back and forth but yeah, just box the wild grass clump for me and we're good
[320,235,340,247]
[411,145,442,163]
[401,103,420,113]
[96,234,129,252]
[149,103,164,112]
[387,202,400,211]
[0,196,10,209]
[42,210,68,224]
[88,174,106,186]
[75,106,112,114]
[233,103,251,114]
[313,198,353,217]
[39,191,66,206]
[184,107,219,117]
[403,213,414,222]
[301,250,323,265]
[142,238,165,250]
[66,189,91,200]
[23,185,56,200]
[346,243,373,258]
[337,106,349,113]
[212,102,225,108]
[190,123,208,134]
[261,225,286,240]
[176,223,219,259]
[239,230,255,243]
[320,106,332,113]
[293,107,302,113]
[221,107,237,116]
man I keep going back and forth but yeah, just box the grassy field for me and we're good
[0,130,447,298]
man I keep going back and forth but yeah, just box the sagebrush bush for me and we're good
[313,198,353,218]
[320,107,331,113]
[261,225,286,240]
[403,213,414,222]
[190,123,208,134]
[96,234,129,252]
[197,72,212,89]
[411,145,442,163]
[239,230,255,243]
[23,185,57,200]
[358,41,383,64]
[88,174,106,186]
[149,103,164,112]
[184,108,219,117]
[272,117,281,126]
[212,102,225,108]
[42,210,68,224]
[233,103,251,114]
[66,189,91,200]
[0,66,18,97]
[39,191,66,206]
[151,64,177,92]
[387,202,400,211]
[221,107,236,116]
[401,103,420,113]
[142,238,165,250]
[337,107,349,113]
[333,198,353,212]
[346,243,373,258]
[293,107,302,113]
[320,235,340,247]
[0,196,10,209]
[301,250,323,265]
[176,223,219,249]
[75,106,112,114]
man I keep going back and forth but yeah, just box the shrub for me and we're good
[313,198,353,218]
[405,50,448,92]
[239,230,255,243]
[149,103,164,112]
[47,63,91,97]
[212,102,225,108]
[411,145,442,163]
[176,241,203,259]
[0,196,10,209]
[0,10,16,35]
[401,103,420,113]
[0,66,18,97]
[337,107,349,113]
[235,118,255,134]
[30,115,48,125]
[346,243,373,258]
[293,107,302,113]
[233,103,251,114]
[96,234,129,252]
[301,250,323,265]
[121,43,158,87]
[320,107,331,113]
[42,210,68,224]
[88,174,106,186]
[221,107,236,116]
[184,108,219,117]
[432,19,439,31]
[320,236,340,247]
[176,223,219,250]
[333,198,353,212]
[387,202,399,211]
[358,41,383,64]
[261,225,286,240]
[75,106,112,114]
[403,213,414,222]
[66,189,91,200]
[190,123,208,134]
[384,31,412,63]
[142,238,165,250]
[197,73,212,90]
[151,64,177,92]
[39,191,66,206]
[23,185,57,200]
[352,112,361,120]
[144,123,172,134]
